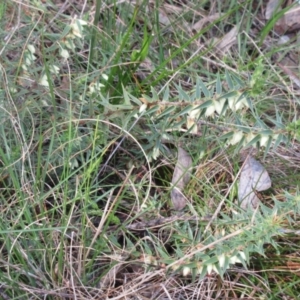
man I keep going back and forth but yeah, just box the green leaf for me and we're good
[145,105,160,115]
[162,85,170,102]
[176,83,190,101]
[263,137,273,159]
[197,77,211,97]
[130,24,153,62]
[173,105,194,118]
[259,4,292,47]
[244,134,261,147]
[273,133,283,149]
[196,100,213,109]
[220,131,234,140]
[195,77,202,98]
[225,70,234,89]
[156,106,176,119]
[216,73,222,95]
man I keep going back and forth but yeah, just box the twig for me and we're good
[118,214,212,231]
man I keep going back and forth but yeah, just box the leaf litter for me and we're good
[238,155,272,210]
[171,147,193,210]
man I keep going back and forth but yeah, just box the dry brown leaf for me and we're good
[277,61,300,88]
[215,26,238,55]
[17,71,35,88]
[265,0,280,20]
[171,147,192,211]
[284,5,300,29]
[151,2,183,27]
[238,156,272,210]
[192,13,224,32]
[157,9,171,26]
[267,2,300,34]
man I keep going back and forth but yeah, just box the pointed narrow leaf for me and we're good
[216,73,222,94]
[197,100,213,109]
[195,77,201,98]
[157,105,176,119]
[197,77,210,97]
[173,105,194,118]
[163,85,170,102]
[263,137,272,159]
[244,134,261,148]
[220,131,234,140]
[225,70,234,89]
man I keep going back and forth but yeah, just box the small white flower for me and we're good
[235,97,247,110]
[198,150,205,159]
[207,264,219,275]
[228,92,248,111]
[229,255,242,264]
[41,99,49,106]
[228,95,238,110]
[182,266,191,276]
[161,133,171,140]
[139,103,147,113]
[50,65,60,75]
[151,147,160,160]
[188,105,201,119]
[214,98,226,114]
[70,19,88,38]
[207,264,213,275]
[27,52,36,62]
[186,117,198,134]
[205,105,215,117]
[245,132,256,143]
[27,44,36,54]
[39,74,49,87]
[60,48,70,59]
[229,131,244,145]
[64,39,75,50]
[218,253,226,268]
[171,263,180,271]
[140,202,148,210]
[260,135,269,147]
[10,87,17,93]
[25,56,33,66]
[70,159,79,169]
[93,82,104,91]
[238,251,247,261]
[213,264,219,274]
[186,117,196,130]
[75,18,88,26]
[101,73,109,81]
[143,254,152,265]
[197,264,203,275]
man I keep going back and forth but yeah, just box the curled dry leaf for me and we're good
[192,13,224,31]
[265,0,280,20]
[215,25,238,55]
[171,147,192,210]
[238,156,272,210]
[265,1,300,34]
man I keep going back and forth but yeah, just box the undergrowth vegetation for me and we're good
[1,0,300,299]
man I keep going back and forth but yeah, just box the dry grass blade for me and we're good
[2,0,300,298]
